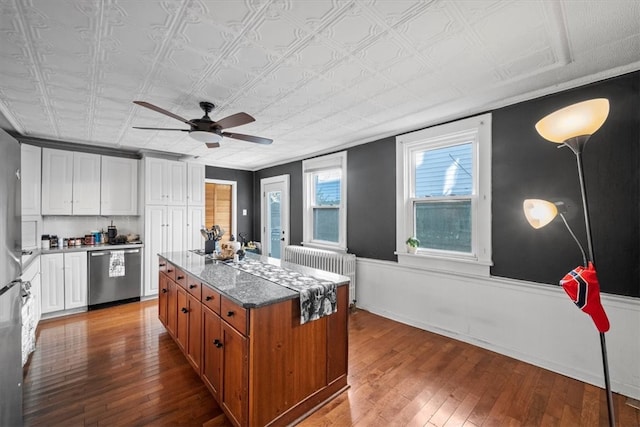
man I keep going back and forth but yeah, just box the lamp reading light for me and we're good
[523,199,558,229]
[535,98,609,144]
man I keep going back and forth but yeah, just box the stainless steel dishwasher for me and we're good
[88,247,142,309]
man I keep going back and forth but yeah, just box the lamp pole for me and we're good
[562,136,615,427]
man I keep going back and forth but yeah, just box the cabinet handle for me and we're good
[227,311,235,317]
[161,288,167,293]
[213,339,223,348]
[159,263,166,267]
[189,284,197,289]
[177,275,184,280]
[205,296,213,301]
[167,269,173,273]
[181,307,188,314]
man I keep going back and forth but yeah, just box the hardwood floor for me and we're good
[24,300,638,426]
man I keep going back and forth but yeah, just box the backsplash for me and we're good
[42,216,142,240]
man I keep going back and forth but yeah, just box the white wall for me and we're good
[356,258,640,400]
[42,216,142,240]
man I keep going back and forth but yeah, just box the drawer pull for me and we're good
[213,339,223,348]
[161,288,168,293]
[227,311,235,317]
[189,284,197,289]
[167,269,173,273]
[181,307,188,314]
[177,275,184,280]
[205,296,213,301]
[159,263,166,267]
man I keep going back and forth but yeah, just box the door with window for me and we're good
[205,181,236,243]
[261,175,289,259]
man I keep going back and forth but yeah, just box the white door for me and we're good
[187,163,205,206]
[167,206,187,253]
[187,206,205,250]
[21,144,41,216]
[101,157,138,215]
[41,253,65,313]
[64,251,87,309]
[144,205,167,296]
[72,152,101,215]
[168,161,187,205]
[41,148,73,215]
[261,175,289,259]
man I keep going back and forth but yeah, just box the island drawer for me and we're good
[186,275,202,300]
[202,286,221,314]
[163,260,176,281]
[221,297,247,336]
[174,268,187,289]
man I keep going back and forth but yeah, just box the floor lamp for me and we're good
[526,98,615,427]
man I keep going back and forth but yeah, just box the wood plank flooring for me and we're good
[23,300,639,426]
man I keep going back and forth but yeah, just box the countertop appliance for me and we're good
[88,247,142,309]
[0,129,23,426]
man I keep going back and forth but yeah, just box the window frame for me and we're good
[302,151,347,252]
[396,113,492,276]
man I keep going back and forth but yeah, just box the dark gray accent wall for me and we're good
[253,162,303,246]
[205,165,255,242]
[491,71,640,297]
[346,137,396,261]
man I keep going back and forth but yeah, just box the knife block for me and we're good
[204,240,216,254]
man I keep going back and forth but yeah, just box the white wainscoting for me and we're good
[356,257,640,400]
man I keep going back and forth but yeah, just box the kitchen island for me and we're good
[157,251,349,427]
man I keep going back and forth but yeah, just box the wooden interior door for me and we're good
[206,183,232,242]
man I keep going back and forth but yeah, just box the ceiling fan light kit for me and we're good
[132,100,272,147]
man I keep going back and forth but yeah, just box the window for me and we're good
[303,152,347,251]
[396,114,492,275]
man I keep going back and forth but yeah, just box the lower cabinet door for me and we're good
[158,273,169,326]
[186,293,202,372]
[221,322,248,427]
[167,280,178,337]
[176,287,188,352]
[202,306,222,399]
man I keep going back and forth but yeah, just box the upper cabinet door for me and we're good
[72,152,101,215]
[144,158,187,206]
[167,161,187,206]
[21,144,42,216]
[101,156,138,215]
[145,157,167,205]
[41,148,74,215]
[187,163,205,206]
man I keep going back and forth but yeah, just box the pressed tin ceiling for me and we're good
[0,0,638,170]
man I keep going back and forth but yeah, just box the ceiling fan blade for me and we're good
[206,142,221,148]
[215,112,255,130]
[133,127,190,131]
[222,132,272,145]
[133,101,195,125]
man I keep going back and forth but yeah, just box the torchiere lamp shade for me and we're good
[523,199,558,229]
[535,98,610,143]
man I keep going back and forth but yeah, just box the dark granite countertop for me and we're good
[158,251,350,309]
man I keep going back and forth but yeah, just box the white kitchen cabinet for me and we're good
[40,253,65,313]
[143,205,186,296]
[41,149,74,215]
[63,251,88,309]
[187,162,205,206]
[40,252,88,314]
[145,158,187,206]
[101,156,138,215]
[41,148,101,215]
[187,205,205,251]
[72,152,101,215]
[21,144,42,216]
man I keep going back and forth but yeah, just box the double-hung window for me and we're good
[396,113,492,275]
[302,151,347,252]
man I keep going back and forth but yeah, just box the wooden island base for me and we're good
[158,255,349,426]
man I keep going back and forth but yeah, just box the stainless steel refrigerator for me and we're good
[0,129,23,426]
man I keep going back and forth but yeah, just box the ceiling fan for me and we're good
[132,101,272,148]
